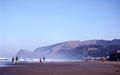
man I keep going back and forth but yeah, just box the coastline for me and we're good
[0,61,120,75]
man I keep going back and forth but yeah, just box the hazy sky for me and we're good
[0,0,120,57]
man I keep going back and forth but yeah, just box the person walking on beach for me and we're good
[43,56,45,62]
[15,56,19,64]
[40,58,42,63]
[12,57,14,63]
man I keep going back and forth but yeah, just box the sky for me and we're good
[0,0,120,57]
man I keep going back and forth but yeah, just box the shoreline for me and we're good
[1,60,120,67]
[0,61,120,75]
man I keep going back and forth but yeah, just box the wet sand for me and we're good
[0,61,120,75]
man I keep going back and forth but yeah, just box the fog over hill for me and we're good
[16,39,120,59]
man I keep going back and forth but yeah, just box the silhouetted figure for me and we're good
[15,56,19,64]
[12,57,14,64]
[40,58,42,63]
[43,56,45,62]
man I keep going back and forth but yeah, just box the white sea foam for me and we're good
[19,58,83,63]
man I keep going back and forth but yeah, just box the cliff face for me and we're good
[16,39,120,59]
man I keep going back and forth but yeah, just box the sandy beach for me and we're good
[0,61,120,75]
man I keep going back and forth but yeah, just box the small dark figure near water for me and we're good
[15,56,19,64]
[40,58,42,63]
[43,56,45,62]
[12,57,14,64]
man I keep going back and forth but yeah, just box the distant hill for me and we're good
[16,39,120,59]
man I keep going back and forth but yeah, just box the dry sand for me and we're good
[0,61,120,75]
